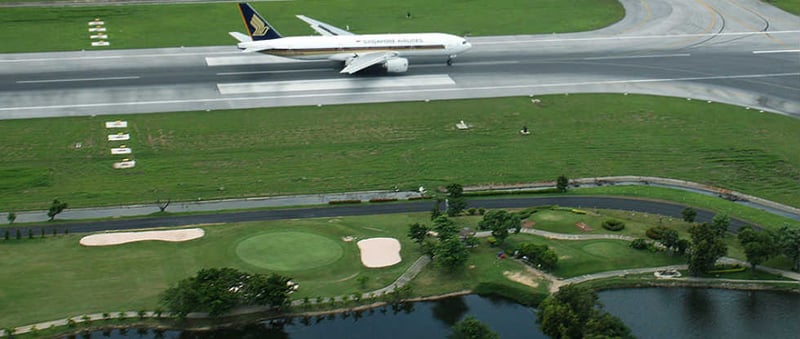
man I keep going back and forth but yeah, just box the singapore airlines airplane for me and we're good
[230,3,472,74]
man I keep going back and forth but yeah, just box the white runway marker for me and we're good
[753,49,800,54]
[216,68,330,76]
[217,74,455,95]
[16,76,139,84]
[583,53,691,60]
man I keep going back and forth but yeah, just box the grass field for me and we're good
[1,94,798,212]
[0,207,789,329]
[0,0,623,53]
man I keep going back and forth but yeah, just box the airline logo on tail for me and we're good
[250,15,269,36]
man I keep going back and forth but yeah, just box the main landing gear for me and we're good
[447,55,455,66]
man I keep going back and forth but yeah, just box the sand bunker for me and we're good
[80,228,205,246]
[503,270,540,288]
[357,237,401,268]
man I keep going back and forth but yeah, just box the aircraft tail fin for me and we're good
[237,3,282,41]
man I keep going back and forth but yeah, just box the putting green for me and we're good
[236,231,344,271]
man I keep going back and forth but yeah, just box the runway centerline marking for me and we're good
[16,76,140,84]
[2,72,796,113]
[216,69,331,76]
[583,53,691,60]
[753,49,800,54]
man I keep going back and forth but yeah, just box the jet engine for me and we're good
[383,57,409,73]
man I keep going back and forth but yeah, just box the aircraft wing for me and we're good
[340,52,397,74]
[296,15,354,36]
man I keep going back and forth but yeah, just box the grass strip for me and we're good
[1,94,798,211]
[0,0,623,53]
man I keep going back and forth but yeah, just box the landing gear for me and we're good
[446,56,454,66]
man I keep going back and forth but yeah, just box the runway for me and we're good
[0,0,798,119]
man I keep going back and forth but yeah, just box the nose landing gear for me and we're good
[447,55,455,66]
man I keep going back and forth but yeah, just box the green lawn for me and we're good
[0,214,425,329]
[569,185,800,230]
[2,94,799,212]
[1,207,793,329]
[0,0,623,53]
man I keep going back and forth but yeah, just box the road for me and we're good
[8,196,759,235]
[0,0,798,119]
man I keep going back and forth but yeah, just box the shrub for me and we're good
[478,208,486,215]
[630,238,649,250]
[473,282,546,306]
[601,220,625,231]
[571,209,588,215]
[646,226,671,240]
[486,236,497,246]
[329,199,362,205]
[468,208,477,215]
[369,198,397,203]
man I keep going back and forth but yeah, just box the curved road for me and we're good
[0,0,798,119]
[9,196,759,235]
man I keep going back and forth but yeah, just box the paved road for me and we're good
[1,0,798,119]
[5,195,761,235]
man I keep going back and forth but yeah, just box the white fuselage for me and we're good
[238,33,471,61]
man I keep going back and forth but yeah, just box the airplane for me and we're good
[229,3,472,74]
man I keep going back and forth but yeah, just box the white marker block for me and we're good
[108,133,130,141]
[88,21,105,25]
[105,121,127,128]
[91,41,110,47]
[90,34,108,39]
[113,160,136,169]
[111,147,132,155]
[88,27,107,32]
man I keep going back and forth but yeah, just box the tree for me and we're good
[517,242,558,270]
[681,207,697,223]
[777,226,800,272]
[7,212,15,224]
[431,199,443,220]
[446,183,467,217]
[658,229,680,252]
[711,213,730,237]
[537,285,632,339]
[408,223,430,244]
[688,223,727,276]
[156,198,171,212]
[478,210,521,246]
[738,226,777,271]
[47,199,68,221]
[433,216,459,240]
[160,267,293,317]
[434,237,469,272]
[449,316,499,339]
[244,273,293,309]
[556,175,569,193]
[584,312,633,339]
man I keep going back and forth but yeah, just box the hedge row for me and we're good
[328,199,362,205]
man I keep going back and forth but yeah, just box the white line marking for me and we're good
[583,53,691,60]
[0,51,235,63]
[217,74,455,94]
[475,30,800,45]
[753,49,800,54]
[2,73,797,112]
[16,76,140,84]
[216,68,330,76]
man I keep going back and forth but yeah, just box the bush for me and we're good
[646,226,671,240]
[630,238,649,250]
[486,236,497,246]
[328,199,362,205]
[478,208,486,215]
[467,208,477,215]
[473,282,546,306]
[601,220,625,231]
[369,197,397,203]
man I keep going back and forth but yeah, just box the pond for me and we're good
[69,288,800,338]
